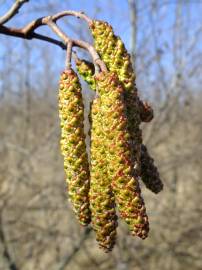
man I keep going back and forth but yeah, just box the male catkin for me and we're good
[95,71,149,239]
[90,20,143,176]
[58,69,91,226]
[90,97,117,252]
[140,145,163,194]
[76,58,96,91]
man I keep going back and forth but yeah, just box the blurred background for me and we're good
[0,0,202,269]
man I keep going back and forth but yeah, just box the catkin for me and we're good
[76,58,96,91]
[58,69,91,226]
[90,20,142,175]
[138,100,154,123]
[96,71,149,239]
[90,97,117,252]
[141,145,163,194]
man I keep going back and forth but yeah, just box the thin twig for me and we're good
[0,215,19,270]
[46,20,107,71]
[0,11,107,71]
[65,41,73,69]
[72,51,79,63]
[22,10,92,34]
[0,0,29,25]
[52,10,92,25]
[58,228,92,270]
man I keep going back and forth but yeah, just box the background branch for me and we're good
[0,0,29,25]
[58,228,92,270]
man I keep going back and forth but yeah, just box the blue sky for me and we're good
[0,0,202,97]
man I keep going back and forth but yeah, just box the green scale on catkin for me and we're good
[90,20,150,175]
[140,145,163,194]
[95,71,149,239]
[90,98,117,252]
[76,58,96,91]
[58,69,91,226]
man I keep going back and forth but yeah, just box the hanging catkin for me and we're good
[58,69,91,226]
[76,58,96,91]
[140,145,163,194]
[95,71,149,239]
[90,20,143,176]
[90,97,117,252]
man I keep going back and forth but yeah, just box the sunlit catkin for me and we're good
[95,71,149,239]
[58,69,91,226]
[76,58,96,91]
[90,97,117,252]
[90,20,142,175]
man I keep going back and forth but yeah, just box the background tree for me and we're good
[0,1,202,269]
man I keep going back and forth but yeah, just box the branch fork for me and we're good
[0,2,106,71]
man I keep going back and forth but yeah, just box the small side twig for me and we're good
[65,41,73,69]
[0,0,29,25]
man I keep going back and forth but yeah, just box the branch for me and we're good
[52,10,92,25]
[0,0,29,25]
[0,25,66,49]
[58,228,92,270]
[0,11,107,71]
[46,19,106,71]
[0,215,19,270]
[22,10,92,34]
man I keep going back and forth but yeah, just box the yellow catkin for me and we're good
[76,58,96,91]
[90,20,143,176]
[58,69,91,226]
[95,71,149,239]
[90,97,117,252]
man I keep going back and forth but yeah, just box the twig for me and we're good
[52,10,92,25]
[0,215,19,270]
[0,25,66,49]
[72,51,79,63]
[46,19,107,71]
[65,41,73,69]
[0,12,107,71]
[0,0,29,25]
[58,228,92,270]
[22,10,92,34]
